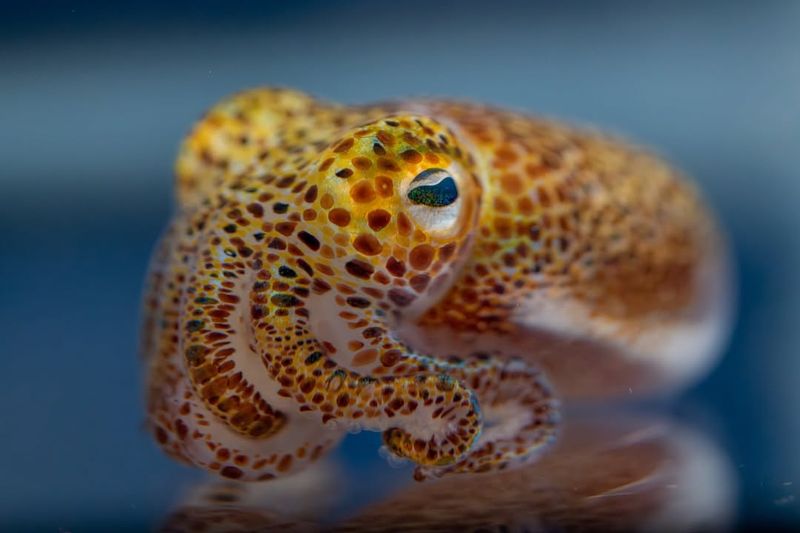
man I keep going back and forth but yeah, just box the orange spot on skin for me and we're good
[352,156,372,170]
[525,161,548,179]
[350,180,376,203]
[334,138,355,153]
[328,208,351,227]
[387,256,406,277]
[348,340,365,351]
[277,454,293,472]
[500,173,523,195]
[425,153,440,164]
[375,175,394,198]
[367,209,391,231]
[495,146,518,164]
[376,131,394,146]
[334,233,350,247]
[397,212,413,236]
[353,234,383,256]
[352,349,378,366]
[518,196,534,215]
[401,149,422,164]
[409,244,435,270]
[378,158,400,172]
[439,242,457,261]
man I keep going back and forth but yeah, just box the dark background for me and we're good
[2,1,798,529]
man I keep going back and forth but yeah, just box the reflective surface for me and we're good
[160,413,736,531]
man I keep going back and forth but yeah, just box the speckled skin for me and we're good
[141,88,725,482]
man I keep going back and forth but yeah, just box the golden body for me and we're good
[141,88,728,481]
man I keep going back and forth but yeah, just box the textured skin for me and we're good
[141,88,726,482]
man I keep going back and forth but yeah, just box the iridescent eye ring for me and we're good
[408,169,459,207]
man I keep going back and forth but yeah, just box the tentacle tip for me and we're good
[381,427,415,464]
[382,427,466,472]
[412,465,445,482]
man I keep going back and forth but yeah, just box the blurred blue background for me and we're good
[1,0,798,529]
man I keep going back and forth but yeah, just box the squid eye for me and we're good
[407,170,459,207]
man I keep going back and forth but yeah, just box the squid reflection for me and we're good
[160,413,736,532]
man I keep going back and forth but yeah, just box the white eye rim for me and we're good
[409,167,453,188]
[401,166,464,235]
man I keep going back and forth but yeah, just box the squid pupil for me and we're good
[407,177,458,207]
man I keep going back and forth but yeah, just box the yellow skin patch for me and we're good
[141,88,723,481]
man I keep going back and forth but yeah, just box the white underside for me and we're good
[515,240,733,389]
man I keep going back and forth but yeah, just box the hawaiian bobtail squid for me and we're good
[141,88,730,481]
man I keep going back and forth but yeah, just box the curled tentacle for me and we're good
[147,89,565,481]
[183,230,555,474]
[182,219,483,468]
[411,354,559,480]
[144,217,342,481]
